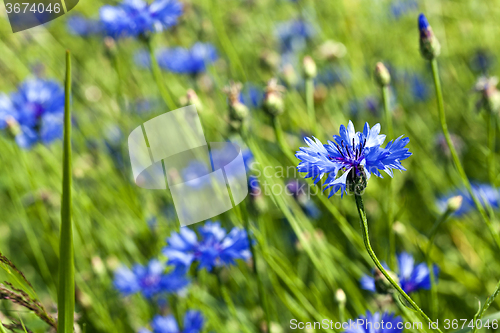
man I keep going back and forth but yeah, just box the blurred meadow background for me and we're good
[0,0,500,332]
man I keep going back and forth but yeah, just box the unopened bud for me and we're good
[303,56,317,79]
[6,116,21,137]
[223,82,249,131]
[474,77,500,113]
[259,50,280,70]
[263,78,286,116]
[282,64,299,87]
[418,13,441,60]
[316,40,347,60]
[179,89,203,112]
[335,289,346,304]
[103,37,117,56]
[446,195,463,212]
[374,62,391,87]
[374,268,399,294]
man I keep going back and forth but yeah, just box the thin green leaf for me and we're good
[57,50,75,333]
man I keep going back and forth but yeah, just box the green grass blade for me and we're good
[57,50,75,333]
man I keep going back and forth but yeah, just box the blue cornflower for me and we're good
[140,310,204,333]
[0,78,65,149]
[296,121,411,197]
[275,19,315,54]
[344,312,403,333]
[361,252,439,294]
[390,0,418,20]
[67,15,102,36]
[156,43,218,74]
[181,160,210,189]
[286,179,321,219]
[240,84,264,109]
[113,259,189,299]
[99,0,182,38]
[437,183,500,217]
[162,221,251,271]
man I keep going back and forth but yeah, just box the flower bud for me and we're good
[474,77,500,113]
[282,64,299,87]
[263,78,286,117]
[347,166,367,195]
[374,268,399,294]
[259,50,280,70]
[316,40,347,61]
[5,116,21,138]
[446,195,463,212]
[179,89,203,112]
[335,288,346,304]
[223,82,249,131]
[419,13,441,60]
[303,56,317,79]
[374,62,391,87]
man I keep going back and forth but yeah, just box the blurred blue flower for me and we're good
[140,310,204,333]
[114,259,189,299]
[240,84,264,109]
[286,179,321,219]
[390,0,418,20]
[99,0,182,38]
[470,50,495,74]
[407,73,429,101]
[361,252,439,294]
[0,78,65,149]
[162,221,251,271]
[181,160,210,189]
[344,311,403,333]
[296,121,412,197]
[275,19,315,54]
[156,43,218,74]
[437,183,500,216]
[248,175,261,196]
[67,15,102,36]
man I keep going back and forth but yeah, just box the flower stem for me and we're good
[272,116,295,164]
[354,193,442,333]
[57,50,75,333]
[243,205,272,333]
[306,78,316,135]
[472,279,500,333]
[425,206,454,319]
[381,85,395,266]
[147,37,176,111]
[430,59,500,250]
[487,110,496,185]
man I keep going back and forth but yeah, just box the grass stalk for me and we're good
[354,193,442,333]
[57,50,75,333]
[430,59,500,250]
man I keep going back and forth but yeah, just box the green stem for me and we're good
[243,206,271,333]
[272,116,295,163]
[472,280,500,333]
[146,37,176,111]
[306,79,316,135]
[488,110,496,185]
[354,194,442,333]
[57,50,75,333]
[425,207,454,319]
[430,59,500,250]
[381,85,395,266]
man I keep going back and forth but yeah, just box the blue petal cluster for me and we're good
[139,310,204,333]
[275,19,315,54]
[437,183,500,216]
[162,221,251,271]
[0,78,65,149]
[418,13,430,32]
[156,43,218,74]
[360,252,439,294]
[114,259,189,299]
[344,312,403,333]
[296,121,412,197]
[67,15,103,36]
[99,0,182,38]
